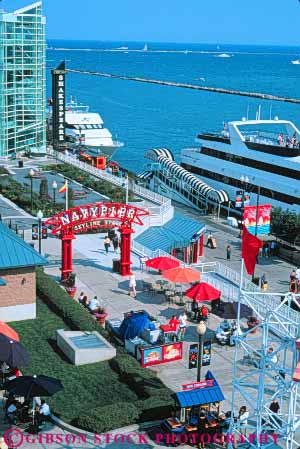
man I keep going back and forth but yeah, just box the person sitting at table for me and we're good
[82,295,90,308]
[88,296,99,312]
[6,398,20,425]
[198,411,209,448]
[38,400,51,425]
[169,315,179,331]
[200,305,209,322]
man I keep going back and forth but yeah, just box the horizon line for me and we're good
[46,38,300,48]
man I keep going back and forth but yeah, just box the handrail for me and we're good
[46,148,171,207]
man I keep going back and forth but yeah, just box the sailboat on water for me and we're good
[143,43,148,52]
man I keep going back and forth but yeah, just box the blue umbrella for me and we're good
[0,333,30,367]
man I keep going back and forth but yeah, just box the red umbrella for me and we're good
[162,267,200,283]
[145,256,180,271]
[185,282,221,301]
[0,321,20,342]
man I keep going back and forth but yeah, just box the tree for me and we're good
[39,179,49,201]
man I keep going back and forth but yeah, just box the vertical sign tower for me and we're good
[51,61,66,150]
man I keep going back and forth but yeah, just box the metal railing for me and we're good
[47,148,170,206]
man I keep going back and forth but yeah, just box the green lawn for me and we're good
[11,298,137,424]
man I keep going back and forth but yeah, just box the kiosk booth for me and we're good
[163,371,225,437]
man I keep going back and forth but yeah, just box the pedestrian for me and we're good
[290,279,297,293]
[128,273,137,298]
[139,255,147,272]
[207,232,213,248]
[103,236,111,254]
[263,242,269,258]
[238,406,249,435]
[112,235,119,252]
[290,269,296,282]
[178,311,188,341]
[270,241,276,257]
[296,267,300,281]
[269,399,280,427]
[191,299,199,321]
[226,244,231,260]
[261,273,266,289]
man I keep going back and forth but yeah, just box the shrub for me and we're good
[75,402,139,433]
[137,396,174,422]
[110,356,173,399]
[36,268,109,338]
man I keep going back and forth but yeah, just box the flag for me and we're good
[59,180,68,193]
[242,227,263,275]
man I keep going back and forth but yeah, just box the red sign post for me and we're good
[45,202,149,280]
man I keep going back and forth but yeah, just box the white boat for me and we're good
[180,118,300,212]
[215,53,232,58]
[47,99,123,157]
[116,46,128,50]
[291,59,300,65]
[143,43,148,52]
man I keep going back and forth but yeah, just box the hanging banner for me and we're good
[243,205,272,235]
[202,340,211,366]
[188,343,198,369]
[51,61,66,148]
[32,224,38,240]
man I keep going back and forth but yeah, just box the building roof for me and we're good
[176,371,224,407]
[135,213,205,253]
[0,223,47,270]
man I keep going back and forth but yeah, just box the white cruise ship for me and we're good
[48,99,122,157]
[181,118,300,213]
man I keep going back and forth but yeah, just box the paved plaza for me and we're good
[0,158,294,448]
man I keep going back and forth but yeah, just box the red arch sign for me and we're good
[45,202,149,278]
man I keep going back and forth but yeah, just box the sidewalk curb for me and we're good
[51,414,166,446]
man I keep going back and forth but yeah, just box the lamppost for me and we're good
[28,168,34,213]
[37,210,43,254]
[239,175,249,237]
[197,321,207,382]
[52,180,57,210]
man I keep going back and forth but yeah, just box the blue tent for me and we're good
[118,311,149,340]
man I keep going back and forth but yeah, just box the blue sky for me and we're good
[5,0,300,45]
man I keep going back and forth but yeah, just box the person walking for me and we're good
[104,236,111,254]
[269,399,280,428]
[226,244,231,260]
[128,273,137,298]
[178,311,188,341]
[139,255,147,272]
[112,235,119,252]
[191,299,199,321]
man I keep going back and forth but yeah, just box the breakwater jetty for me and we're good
[66,69,300,104]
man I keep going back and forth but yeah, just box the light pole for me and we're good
[239,175,249,236]
[37,210,43,254]
[197,321,207,382]
[52,180,57,210]
[29,168,34,213]
[254,185,261,237]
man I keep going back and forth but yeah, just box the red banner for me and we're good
[182,379,214,391]
[243,204,271,235]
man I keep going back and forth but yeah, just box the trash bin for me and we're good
[18,160,24,168]
[112,259,120,273]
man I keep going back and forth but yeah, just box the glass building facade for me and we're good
[0,2,46,157]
